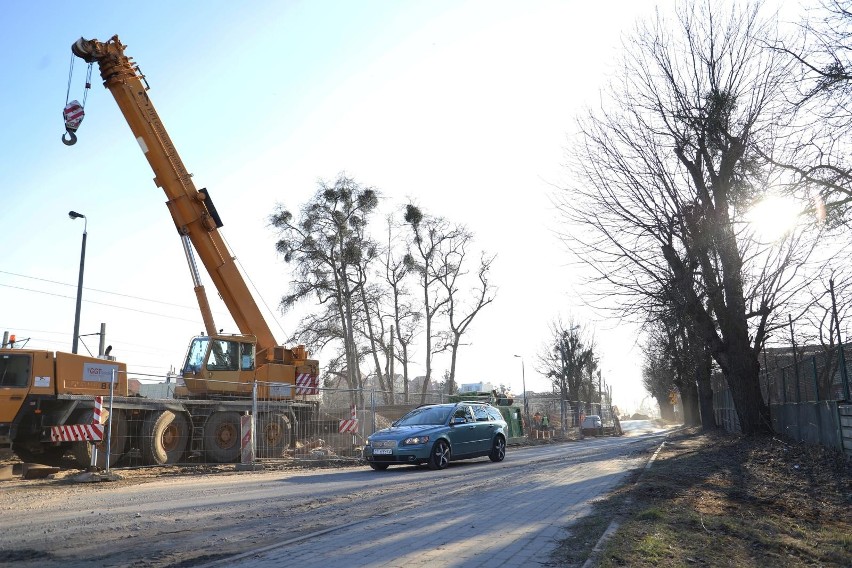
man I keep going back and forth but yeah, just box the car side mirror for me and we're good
[452,417,466,425]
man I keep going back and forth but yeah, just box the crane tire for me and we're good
[141,410,189,465]
[203,411,242,463]
[257,413,292,458]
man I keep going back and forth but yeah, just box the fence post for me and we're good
[106,369,115,472]
[830,278,850,400]
[370,389,376,436]
[811,356,820,403]
[789,315,801,402]
[251,380,258,463]
[810,355,824,443]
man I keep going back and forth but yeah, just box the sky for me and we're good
[0,0,711,414]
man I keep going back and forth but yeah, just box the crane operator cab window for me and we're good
[182,337,254,374]
[0,354,30,388]
[182,337,209,374]
[240,343,254,371]
[206,339,239,371]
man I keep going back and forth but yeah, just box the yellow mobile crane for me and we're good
[0,35,319,467]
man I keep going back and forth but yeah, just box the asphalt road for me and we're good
[0,421,669,568]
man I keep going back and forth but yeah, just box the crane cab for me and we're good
[180,334,319,399]
[181,335,255,396]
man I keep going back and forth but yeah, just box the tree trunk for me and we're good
[695,350,716,431]
[724,341,771,435]
[659,401,675,421]
[679,379,699,426]
[687,324,717,431]
[447,336,460,395]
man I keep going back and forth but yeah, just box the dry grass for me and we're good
[551,428,852,567]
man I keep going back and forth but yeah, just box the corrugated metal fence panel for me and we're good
[839,404,852,459]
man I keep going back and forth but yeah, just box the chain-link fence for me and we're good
[523,392,619,439]
[87,382,521,469]
[81,378,623,470]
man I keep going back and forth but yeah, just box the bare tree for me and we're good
[379,216,421,402]
[560,2,824,434]
[537,319,596,403]
[641,336,678,421]
[435,235,496,394]
[270,174,379,402]
[403,204,462,403]
[641,298,713,428]
[355,279,390,401]
[769,0,852,217]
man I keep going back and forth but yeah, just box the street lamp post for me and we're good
[69,211,87,354]
[513,354,529,435]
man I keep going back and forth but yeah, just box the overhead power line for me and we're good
[0,269,211,312]
[0,283,202,323]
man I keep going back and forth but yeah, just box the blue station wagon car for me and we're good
[364,402,508,470]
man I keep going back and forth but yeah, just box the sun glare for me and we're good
[746,195,801,242]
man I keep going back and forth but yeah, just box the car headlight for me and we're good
[402,435,430,445]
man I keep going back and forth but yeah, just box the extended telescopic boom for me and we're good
[70,35,281,361]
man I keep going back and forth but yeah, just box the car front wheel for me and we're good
[369,462,389,471]
[489,435,506,462]
[428,440,450,470]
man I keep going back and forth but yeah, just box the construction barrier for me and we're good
[295,373,318,395]
[240,414,254,464]
[50,423,105,442]
[93,396,105,424]
[51,396,108,442]
[339,404,358,434]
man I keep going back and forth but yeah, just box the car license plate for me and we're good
[373,449,392,455]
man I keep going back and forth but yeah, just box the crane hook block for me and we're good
[62,129,78,146]
[62,100,84,146]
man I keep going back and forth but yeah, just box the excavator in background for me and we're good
[0,35,319,468]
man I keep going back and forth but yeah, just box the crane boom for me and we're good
[71,35,279,357]
[0,36,320,468]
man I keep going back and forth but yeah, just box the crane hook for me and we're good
[62,128,78,146]
[62,100,84,147]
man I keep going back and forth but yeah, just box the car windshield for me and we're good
[396,406,451,426]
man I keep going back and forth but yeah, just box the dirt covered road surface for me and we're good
[0,423,669,568]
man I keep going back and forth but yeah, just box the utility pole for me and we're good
[69,210,87,354]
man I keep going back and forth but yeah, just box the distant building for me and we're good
[459,382,494,393]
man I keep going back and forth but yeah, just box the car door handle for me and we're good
[468,425,475,429]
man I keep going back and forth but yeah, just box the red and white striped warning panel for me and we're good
[50,423,105,442]
[63,100,85,131]
[93,396,104,424]
[295,373,318,395]
[339,404,358,434]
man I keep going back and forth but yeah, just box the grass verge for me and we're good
[550,427,852,567]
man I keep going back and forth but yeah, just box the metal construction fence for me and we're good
[523,393,619,438]
[104,384,456,469]
[85,379,620,470]
[761,345,851,405]
[712,344,852,456]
